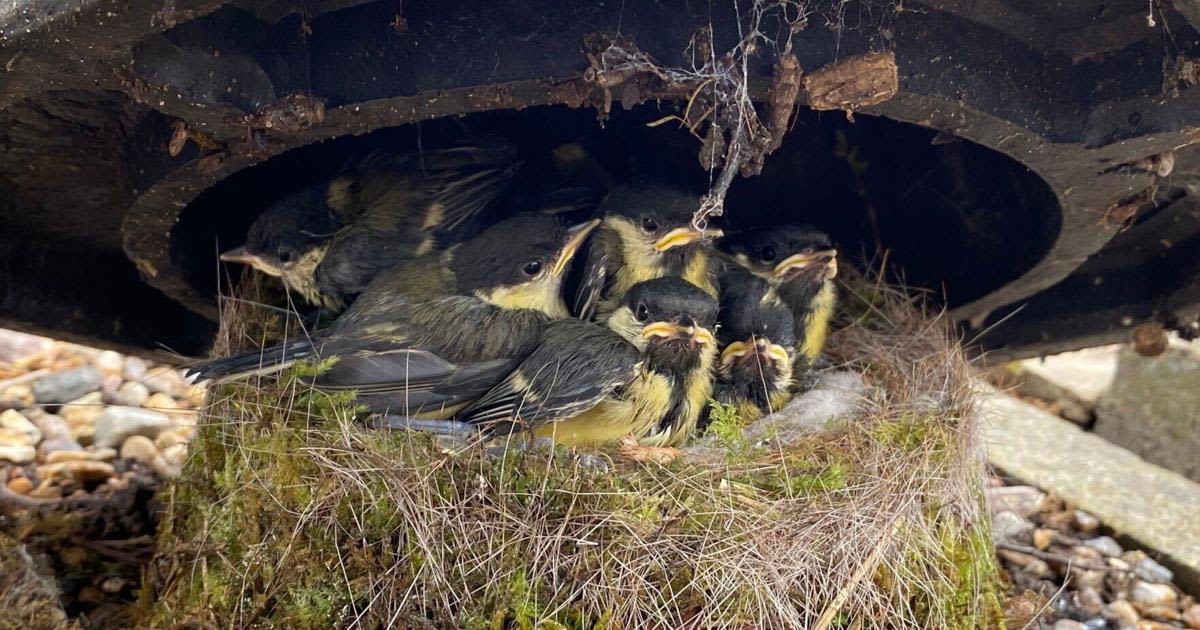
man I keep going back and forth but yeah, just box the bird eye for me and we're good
[802,247,815,255]
[760,245,777,263]
[522,259,543,276]
[635,303,650,322]
[641,216,659,232]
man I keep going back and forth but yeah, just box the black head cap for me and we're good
[243,182,344,264]
[452,214,572,293]
[623,277,719,329]
[600,180,702,236]
[718,294,796,347]
[718,225,832,269]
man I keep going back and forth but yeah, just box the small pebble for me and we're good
[115,382,149,407]
[143,392,179,411]
[59,546,87,567]
[0,384,35,409]
[1076,586,1105,615]
[44,447,116,463]
[1033,528,1055,550]
[992,510,1034,542]
[99,373,123,403]
[162,443,187,467]
[186,383,207,407]
[0,409,40,442]
[28,480,62,499]
[1084,536,1124,557]
[1080,619,1107,630]
[1139,605,1181,622]
[6,475,33,495]
[1138,622,1177,630]
[93,406,171,448]
[31,366,103,404]
[122,356,147,382]
[1182,605,1200,630]
[1134,557,1174,584]
[0,427,37,447]
[100,577,126,594]
[30,412,71,441]
[1074,510,1100,533]
[1108,557,1133,571]
[39,437,84,457]
[987,485,1046,518]
[120,435,158,464]
[36,460,116,483]
[1071,568,1105,590]
[1024,559,1054,579]
[155,426,192,450]
[0,444,35,464]
[1054,621,1086,630]
[1072,545,1104,562]
[93,350,124,377]
[141,366,184,395]
[60,391,105,434]
[1107,600,1140,626]
[1130,580,1177,607]
[152,454,182,479]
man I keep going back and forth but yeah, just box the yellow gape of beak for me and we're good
[642,322,715,345]
[764,342,791,368]
[772,249,838,279]
[654,227,723,252]
[553,218,601,276]
[719,340,751,367]
[220,247,283,277]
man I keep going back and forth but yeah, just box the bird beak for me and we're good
[719,340,752,367]
[552,218,601,276]
[642,321,715,346]
[772,249,838,280]
[219,247,283,277]
[720,338,790,371]
[654,226,723,252]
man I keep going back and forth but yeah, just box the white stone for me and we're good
[93,350,125,377]
[60,391,104,427]
[0,409,41,443]
[991,510,1033,542]
[986,485,1046,518]
[1130,580,1177,606]
[93,406,171,449]
[115,382,150,407]
[122,356,147,382]
[119,435,158,464]
[0,444,35,464]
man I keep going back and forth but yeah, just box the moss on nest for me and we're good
[138,270,1001,628]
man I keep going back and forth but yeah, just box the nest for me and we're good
[140,270,999,629]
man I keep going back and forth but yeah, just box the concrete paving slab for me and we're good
[982,384,1200,592]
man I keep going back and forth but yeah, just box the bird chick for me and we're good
[457,277,719,451]
[221,136,521,309]
[190,215,598,419]
[711,284,797,425]
[573,181,721,322]
[717,225,837,370]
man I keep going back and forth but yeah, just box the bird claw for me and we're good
[617,435,681,465]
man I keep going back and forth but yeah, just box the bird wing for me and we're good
[571,226,619,322]
[312,346,518,414]
[425,145,522,246]
[312,295,547,415]
[455,319,640,429]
